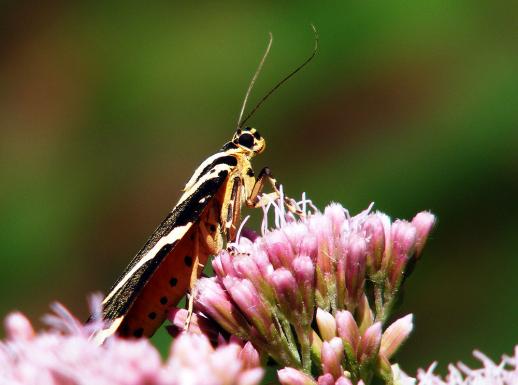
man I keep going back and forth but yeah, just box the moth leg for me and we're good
[246,167,303,216]
[184,229,201,331]
[223,176,243,242]
[184,202,222,331]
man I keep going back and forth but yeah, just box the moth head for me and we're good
[232,127,265,155]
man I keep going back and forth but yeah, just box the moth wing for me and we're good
[97,168,231,339]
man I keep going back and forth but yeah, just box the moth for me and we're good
[93,30,317,343]
[95,127,282,343]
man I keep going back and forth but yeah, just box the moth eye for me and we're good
[238,133,254,148]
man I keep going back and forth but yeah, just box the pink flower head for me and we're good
[192,197,434,378]
[162,333,263,385]
[300,307,415,385]
[0,296,263,385]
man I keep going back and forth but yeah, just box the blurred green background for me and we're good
[1,1,517,375]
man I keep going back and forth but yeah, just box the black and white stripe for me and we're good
[102,155,236,320]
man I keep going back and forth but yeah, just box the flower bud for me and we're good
[252,249,275,281]
[293,255,316,321]
[239,341,261,369]
[310,215,334,275]
[329,336,345,357]
[292,255,315,286]
[212,250,237,278]
[363,214,386,273]
[271,268,303,320]
[317,373,335,385]
[411,212,436,258]
[234,255,264,287]
[196,278,249,335]
[311,330,323,361]
[299,234,319,261]
[336,249,346,309]
[325,203,347,235]
[321,338,344,379]
[262,230,293,269]
[387,221,416,290]
[345,234,367,308]
[358,322,381,363]
[356,295,374,334]
[335,310,359,355]
[211,344,250,384]
[283,223,310,254]
[377,213,393,270]
[380,314,413,359]
[335,376,353,385]
[167,308,201,337]
[239,368,265,385]
[224,277,272,335]
[317,308,337,341]
[278,367,317,385]
[4,312,34,341]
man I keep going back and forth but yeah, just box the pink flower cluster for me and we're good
[0,298,263,385]
[188,202,435,383]
[278,310,413,385]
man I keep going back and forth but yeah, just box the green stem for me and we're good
[374,285,384,322]
[380,293,396,324]
[272,309,300,365]
[294,324,312,374]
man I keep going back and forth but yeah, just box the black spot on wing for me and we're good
[184,255,193,267]
[102,241,176,319]
[102,169,230,321]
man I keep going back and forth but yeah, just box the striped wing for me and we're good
[99,166,231,339]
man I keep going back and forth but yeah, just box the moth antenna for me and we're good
[239,24,319,128]
[237,32,273,128]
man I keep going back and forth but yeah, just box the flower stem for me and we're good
[374,285,384,323]
[295,324,312,374]
[273,310,301,365]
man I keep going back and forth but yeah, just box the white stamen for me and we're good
[235,215,251,245]
[261,199,272,236]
